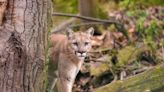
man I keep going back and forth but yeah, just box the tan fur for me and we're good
[50,28,94,92]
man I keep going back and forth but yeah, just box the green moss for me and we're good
[52,0,78,13]
[117,44,152,67]
[117,46,137,66]
[95,81,122,92]
[90,63,110,76]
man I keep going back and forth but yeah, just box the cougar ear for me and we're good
[86,27,94,37]
[66,28,74,39]
[97,32,106,40]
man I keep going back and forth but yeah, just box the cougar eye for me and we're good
[73,42,78,46]
[84,42,89,46]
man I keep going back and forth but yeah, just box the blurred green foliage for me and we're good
[52,0,108,18]
[52,0,78,13]
[119,0,164,10]
[52,0,163,23]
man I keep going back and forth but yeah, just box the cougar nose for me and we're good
[78,51,86,54]
[76,51,87,57]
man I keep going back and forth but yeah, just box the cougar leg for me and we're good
[50,71,59,91]
[50,78,58,90]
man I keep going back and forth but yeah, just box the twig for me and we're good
[52,22,106,33]
[69,22,107,28]
[132,67,152,75]
[51,17,76,33]
[52,12,121,25]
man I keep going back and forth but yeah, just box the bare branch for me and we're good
[52,12,121,25]
[51,17,76,33]
[69,22,106,28]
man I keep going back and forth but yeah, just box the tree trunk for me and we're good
[0,0,51,92]
[78,0,96,31]
[94,64,164,92]
[78,0,96,18]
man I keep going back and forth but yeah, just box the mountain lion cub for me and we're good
[50,27,94,92]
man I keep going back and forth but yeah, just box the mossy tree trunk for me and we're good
[0,0,51,92]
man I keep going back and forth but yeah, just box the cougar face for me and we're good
[67,28,94,60]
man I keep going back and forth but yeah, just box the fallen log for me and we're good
[94,64,164,92]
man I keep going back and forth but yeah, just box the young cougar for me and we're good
[50,27,94,92]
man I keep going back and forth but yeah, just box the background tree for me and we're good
[0,0,51,92]
[78,0,96,18]
[78,0,97,31]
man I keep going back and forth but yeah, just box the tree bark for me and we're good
[78,0,96,18]
[0,0,51,92]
